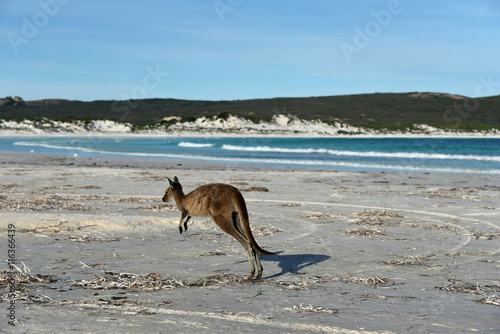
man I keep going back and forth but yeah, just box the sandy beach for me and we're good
[1,151,499,333]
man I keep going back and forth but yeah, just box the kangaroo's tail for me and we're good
[234,192,274,256]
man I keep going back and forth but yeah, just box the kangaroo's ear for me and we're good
[167,177,175,186]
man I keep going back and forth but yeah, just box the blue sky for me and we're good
[1,0,499,101]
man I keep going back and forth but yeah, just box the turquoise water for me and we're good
[1,137,500,174]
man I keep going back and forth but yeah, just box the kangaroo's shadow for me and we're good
[260,251,330,278]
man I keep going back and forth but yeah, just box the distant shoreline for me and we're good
[3,132,500,139]
[2,115,500,138]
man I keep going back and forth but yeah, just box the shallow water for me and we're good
[2,136,500,174]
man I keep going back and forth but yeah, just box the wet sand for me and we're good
[1,151,499,333]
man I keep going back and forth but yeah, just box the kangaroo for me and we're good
[162,176,274,279]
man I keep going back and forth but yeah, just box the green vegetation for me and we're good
[1,93,499,130]
[433,123,500,132]
[351,123,418,132]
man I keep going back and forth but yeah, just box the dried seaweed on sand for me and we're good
[240,186,269,192]
[0,264,56,304]
[0,195,94,211]
[437,281,500,294]
[301,212,338,219]
[0,290,53,304]
[0,183,21,189]
[72,271,188,290]
[274,277,320,291]
[189,274,253,286]
[356,209,402,218]
[472,230,500,240]
[353,217,402,227]
[68,234,119,242]
[287,303,338,314]
[477,295,500,307]
[410,223,460,232]
[138,204,177,212]
[110,196,149,203]
[384,255,427,266]
[344,227,385,237]
[331,275,394,287]
[253,226,283,236]
[0,266,54,286]
[276,203,301,207]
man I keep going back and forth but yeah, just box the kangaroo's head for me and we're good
[163,176,182,202]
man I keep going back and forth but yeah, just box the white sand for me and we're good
[0,152,499,333]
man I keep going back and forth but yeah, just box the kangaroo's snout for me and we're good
[162,188,172,202]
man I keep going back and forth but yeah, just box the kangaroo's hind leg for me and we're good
[212,213,257,279]
[232,211,263,279]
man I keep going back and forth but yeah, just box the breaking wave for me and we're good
[221,144,500,162]
[178,142,215,148]
[10,137,500,175]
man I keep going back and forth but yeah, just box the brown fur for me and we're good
[163,176,274,279]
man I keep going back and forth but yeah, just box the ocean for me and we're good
[1,136,500,174]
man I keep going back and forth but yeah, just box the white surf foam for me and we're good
[178,142,215,148]
[221,144,500,162]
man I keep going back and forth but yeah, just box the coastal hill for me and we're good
[1,93,499,131]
